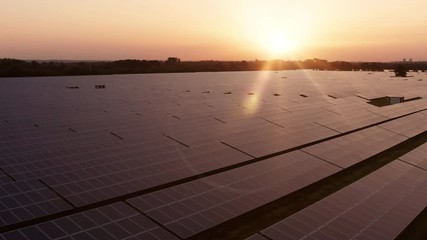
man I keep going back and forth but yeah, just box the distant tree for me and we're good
[370,62,384,71]
[166,57,180,64]
[331,61,353,71]
[30,61,40,69]
[394,64,408,77]
[6,65,25,77]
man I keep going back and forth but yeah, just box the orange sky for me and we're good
[1,1,427,61]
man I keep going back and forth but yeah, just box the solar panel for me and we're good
[313,111,388,133]
[245,234,269,240]
[0,202,178,240]
[260,161,427,239]
[368,98,427,118]
[399,143,427,170]
[220,119,338,157]
[0,180,72,227]
[302,126,408,168]
[378,112,427,138]
[40,141,251,207]
[127,150,340,238]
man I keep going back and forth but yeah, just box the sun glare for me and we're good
[266,33,296,56]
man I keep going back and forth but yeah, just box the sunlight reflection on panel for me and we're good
[242,70,274,115]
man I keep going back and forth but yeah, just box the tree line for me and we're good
[0,58,426,78]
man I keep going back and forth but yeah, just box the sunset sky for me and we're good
[1,0,427,61]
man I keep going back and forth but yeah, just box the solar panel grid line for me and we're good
[320,106,342,116]
[162,134,190,148]
[220,141,256,158]
[0,169,15,183]
[300,150,344,170]
[398,159,427,174]
[259,118,284,128]
[312,121,342,134]
[38,180,76,209]
[122,201,183,240]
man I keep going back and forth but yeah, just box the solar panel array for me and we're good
[1,70,427,239]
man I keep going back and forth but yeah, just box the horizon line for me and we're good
[2,57,425,63]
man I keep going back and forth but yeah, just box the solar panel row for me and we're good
[260,160,427,240]
[127,150,340,238]
[0,202,178,240]
[378,112,427,138]
[368,98,427,118]
[221,117,338,158]
[302,126,408,168]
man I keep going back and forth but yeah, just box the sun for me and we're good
[266,33,297,56]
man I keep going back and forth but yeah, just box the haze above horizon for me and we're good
[1,1,427,61]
